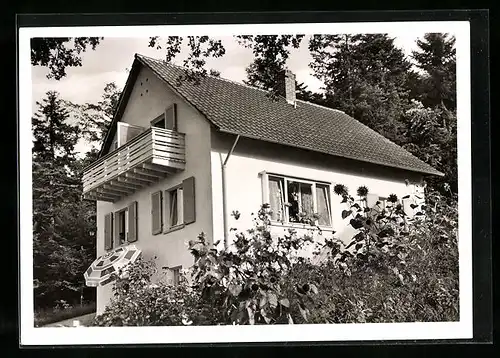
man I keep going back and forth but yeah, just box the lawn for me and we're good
[34,302,96,327]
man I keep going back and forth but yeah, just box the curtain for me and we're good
[269,177,284,221]
[170,190,178,226]
[316,185,331,226]
[300,183,314,218]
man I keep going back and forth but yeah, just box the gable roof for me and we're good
[100,53,443,177]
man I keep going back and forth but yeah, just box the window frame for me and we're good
[115,207,129,247]
[262,172,333,228]
[150,104,177,131]
[170,265,182,286]
[150,113,166,129]
[164,184,185,233]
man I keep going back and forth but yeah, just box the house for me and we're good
[82,54,443,314]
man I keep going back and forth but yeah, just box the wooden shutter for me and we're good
[165,104,177,131]
[118,123,127,147]
[151,191,163,234]
[104,213,113,250]
[183,176,196,225]
[128,201,138,242]
[114,210,121,247]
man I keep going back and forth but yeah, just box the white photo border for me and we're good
[19,20,472,345]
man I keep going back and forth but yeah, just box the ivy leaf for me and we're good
[341,210,352,219]
[309,284,318,294]
[280,298,290,308]
[260,293,268,308]
[353,232,365,241]
[350,219,363,230]
[228,284,242,297]
[267,293,278,309]
[260,308,271,324]
[298,303,309,322]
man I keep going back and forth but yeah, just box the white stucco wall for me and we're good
[95,66,213,314]
[210,131,425,258]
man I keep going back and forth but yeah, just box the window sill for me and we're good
[269,221,335,232]
[164,224,185,234]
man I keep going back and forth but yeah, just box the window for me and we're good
[150,104,177,131]
[115,209,128,246]
[264,174,332,227]
[168,187,184,228]
[151,177,196,234]
[151,114,166,129]
[109,201,138,249]
[170,266,182,286]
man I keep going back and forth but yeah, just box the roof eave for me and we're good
[98,56,142,159]
[217,128,445,178]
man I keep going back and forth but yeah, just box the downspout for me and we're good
[221,134,240,250]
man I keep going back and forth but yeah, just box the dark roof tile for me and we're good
[134,54,443,176]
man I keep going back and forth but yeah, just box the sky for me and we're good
[31,33,425,110]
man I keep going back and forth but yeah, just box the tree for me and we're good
[31,37,102,80]
[148,36,225,84]
[412,33,456,110]
[32,91,96,308]
[309,34,414,143]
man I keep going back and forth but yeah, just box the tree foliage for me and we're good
[32,91,96,308]
[31,37,102,80]
[412,33,456,110]
[309,34,414,142]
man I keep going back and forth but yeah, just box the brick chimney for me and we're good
[277,69,296,105]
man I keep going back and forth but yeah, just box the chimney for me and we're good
[277,69,296,105]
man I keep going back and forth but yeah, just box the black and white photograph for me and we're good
[19,19,474,345]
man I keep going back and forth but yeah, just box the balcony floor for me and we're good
[83,159,184,202]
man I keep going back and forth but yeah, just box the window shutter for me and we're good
[118,123,127,147]
[114,210,121,247]
[128,201,138,242]
[104,213,113,250]
[183,176,196,225]
[151,191,163,234]
[165,104,177,131]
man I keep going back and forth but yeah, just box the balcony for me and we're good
[82,127,186,202]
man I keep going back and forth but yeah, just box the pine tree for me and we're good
[309,34,414,143]
[412,33,456,111]
[32,91,95,308]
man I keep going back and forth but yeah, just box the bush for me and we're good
[92,184,459,326]
[288,185,459,323]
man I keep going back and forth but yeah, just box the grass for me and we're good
[34,302,96,327]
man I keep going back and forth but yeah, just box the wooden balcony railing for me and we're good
[82,127,186,202]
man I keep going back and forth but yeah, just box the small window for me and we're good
[150,104,177,130]
[171,266,182,286]
[151,114,166,129]
[168,187,184,228]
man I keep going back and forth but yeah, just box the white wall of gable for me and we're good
[95,65,214,314]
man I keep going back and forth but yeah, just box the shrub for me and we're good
[91,257,224,326]
[92,184,459,326]
[288,185,459,323]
